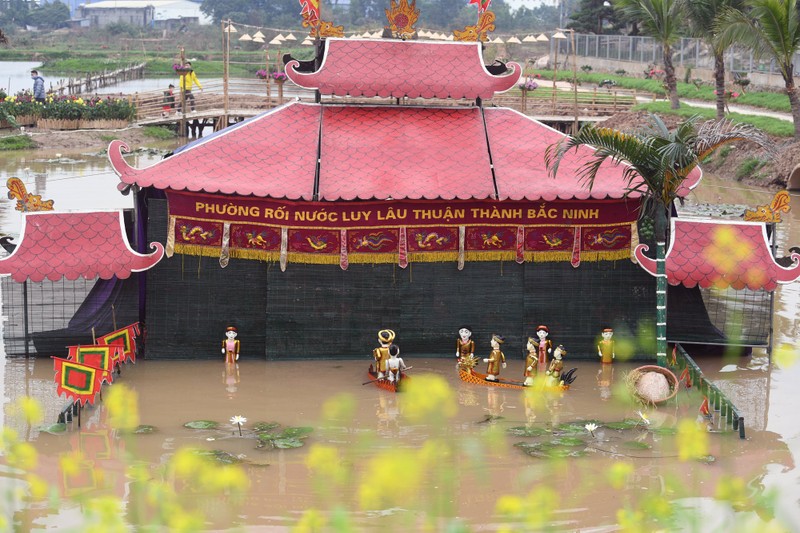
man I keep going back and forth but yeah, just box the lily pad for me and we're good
[120,424,157,434]
[184,420,219,430]
[39,423,67,434]
[253,422,280,432]
[195,449,242,464]
[623,440,652,450]
[507,426,550,437]
[273,437,305,449]
[549,436,586,447]
[555,422,596,435]
[280,427,313,438]
[605,419,641,430]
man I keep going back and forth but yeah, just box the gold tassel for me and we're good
[287,253,340,265]
[166,216,176,258]
[219,222,230,269]
[408,251,460,263]
[463,251,517,262]
[280,227,288,272]
[230,249,281,261]
[174,243,220,258]
[630,222,639,263]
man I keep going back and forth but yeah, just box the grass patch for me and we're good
[142,125,177,140]
[0,135,37,151]
[736,157,768,180]
[632,101,795,137]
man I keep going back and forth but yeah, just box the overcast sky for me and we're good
[503,0,555,10]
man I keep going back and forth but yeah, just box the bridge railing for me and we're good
[132,78,316,122]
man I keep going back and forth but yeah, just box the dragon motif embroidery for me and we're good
[542,233,565,248]
[179,225,215,242]
[356,232,394,251]
[306,235,329,251]
[246,232,271,248]
[415,232,448,249]
[589,229,627,248]
[6,177,54,212]
[481,233,503,248]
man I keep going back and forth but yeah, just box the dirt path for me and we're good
[11,125,172,152]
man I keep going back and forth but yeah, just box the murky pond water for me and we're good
[0,144,798,531]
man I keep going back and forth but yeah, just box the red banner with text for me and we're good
[166,191,639,267]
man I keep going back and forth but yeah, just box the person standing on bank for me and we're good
[31,70,46,104]
[179,61,202,112]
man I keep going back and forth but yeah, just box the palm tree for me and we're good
[685,0,745,119]
[716,0,800,138]
[544,114,772,366]
[614,0,683,109]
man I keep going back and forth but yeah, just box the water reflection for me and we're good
[223,361,240,398]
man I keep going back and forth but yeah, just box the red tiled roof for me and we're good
[634,218,800,291]
[109,103,321,200]
[109,104,702,202]
[285,38,521,99]
[0,211,164,283]
[318,106,494,200]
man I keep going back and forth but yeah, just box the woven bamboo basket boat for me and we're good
[626,365,679,405]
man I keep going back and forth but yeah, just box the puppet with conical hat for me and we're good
[482,334,506,382]
[373,329,395,379]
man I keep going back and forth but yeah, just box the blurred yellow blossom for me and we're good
[83,496,126,533]
[7,441,38,470]
[715,474,748,505]
[306,444,348,486]
[321,393,356,423]
[166,508,206,532]
[358,449,422,509]
[676,418,710,461]
[617,507,647,532]
[293,509,327,533]
[772,343,798,369]
[8,397,43,425]
[105,384,140,431]
[59,449,86,477]
[402,374,457,423]
[25,473,49,500]
[704,226,754,286]
[606,461,634,490]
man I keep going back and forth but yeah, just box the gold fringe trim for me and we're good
[286,253,341,265]
[229,249,281,261]
[173,244,632,265]
[463,251,517,262]
[630,222,640,264]
[408,251,460,262]
[174,243,220,259]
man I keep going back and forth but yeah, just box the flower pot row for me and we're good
[0,117,130,130]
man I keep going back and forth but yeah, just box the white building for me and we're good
[78,0,211,28]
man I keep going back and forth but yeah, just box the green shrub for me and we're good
[142,125,177,139]
[0,135,37,151]
[735,157,766,180]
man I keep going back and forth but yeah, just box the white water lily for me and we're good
[585,422,598,435]
[636,410,651,425]
[230,415,247,436]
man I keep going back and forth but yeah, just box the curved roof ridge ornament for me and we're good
[0,211,164,283]
[285,38,521,100]
[108,140,144,192]
[634,218,800,291]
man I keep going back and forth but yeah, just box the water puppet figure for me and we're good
[372,329,395,379]
[221,326,240,363]
[483,334,506,382]
[456,325,475,363]
[598,327,615,364]
[533,325,552,366]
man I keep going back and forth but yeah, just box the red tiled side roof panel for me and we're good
[111,103,320,200]
[485,108,643,201]
[286,39,520,100]
[0,212,163,283]
[318,106,495,200]
[666,219,800,290]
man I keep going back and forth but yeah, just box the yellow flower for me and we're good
[715,474,748,505]
[166,510,206,533]
[105,384,140,431]
[401,374,457,423]
[293,509,327,533]
[773,343,798,369]
[676,418,710,461]
[617,508,647,532]
[7,442,38,470]
[11,397,44,425]
[83,496,126,533]
[358,449,421,509]
[306,444,347,485]
[606,461,634,490]
[25,473,49,500]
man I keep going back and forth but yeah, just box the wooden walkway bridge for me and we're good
[128,78,643,138]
